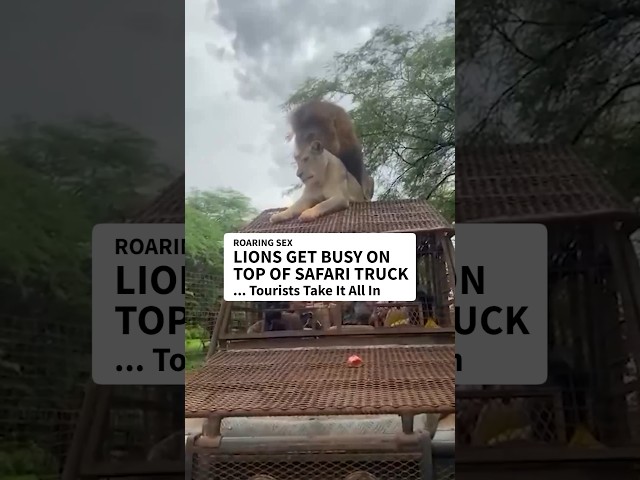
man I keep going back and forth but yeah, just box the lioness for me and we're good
[270,140,373,223]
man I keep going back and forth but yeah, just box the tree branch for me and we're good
[470,16,610,139]
[425,170,455,200]
[571,80,640,144]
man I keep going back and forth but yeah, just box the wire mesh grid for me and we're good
[0,314,91,476]
[455,389,567,446]
[186,271,222,370]
[455,225,640,449]
[190,452,455,480]
[455,144,639,225]
[53,175,187,478]
[0,176,186,478]
[186,271,222,327]
[94,385,184,463]
[239,199,454,234]
[186,345,456,417]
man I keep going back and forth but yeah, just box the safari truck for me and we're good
[184,199,456,480]
[454,145,640,479]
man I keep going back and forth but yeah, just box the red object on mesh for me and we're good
[347,355,363,367]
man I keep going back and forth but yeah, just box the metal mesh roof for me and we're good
[130,174,184,223]
[185,345,455,418]
[456,144,638,224]
[239,199,453,234]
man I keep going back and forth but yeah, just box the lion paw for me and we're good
[270,212,287,224]
[298,209,319,222]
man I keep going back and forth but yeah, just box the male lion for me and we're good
[288,100,366,187]
[270,140,373,223]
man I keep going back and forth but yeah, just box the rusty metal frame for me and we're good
[221,325,454,341]
[194,431,428,452]
[207,299,229,357]
[187,403,455,420]
[222,331,455,350]
[211,308,456,352]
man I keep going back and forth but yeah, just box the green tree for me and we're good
[185,188,256,321]
[457,0,640,201]
[187,188,257,238]
[0,117,172,468]
[0,117,174,314]
[0,155,94,412]
[1,116,172,222]
[285,21,455,221]
[0,156,92,310]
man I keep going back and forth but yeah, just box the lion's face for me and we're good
[293,140,329,186]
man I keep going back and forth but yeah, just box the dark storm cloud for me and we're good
[211,0,450,101]
[215,0,434,58]
[0,0,184,169]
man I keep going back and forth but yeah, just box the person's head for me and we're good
[260,301,288,331]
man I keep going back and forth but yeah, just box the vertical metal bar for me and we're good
[419,433,434,480]
[207,300,228,357]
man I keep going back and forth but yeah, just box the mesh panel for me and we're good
[456,389,566,446]
[47,176,186,478]
[95,385,184,463]
[86,176,187,470]
[190,452,455,480]
[456,144,639,224]
[186,346,455,417]
[0,314,90,476]
[186,271,222,371]
[456,226,640,449]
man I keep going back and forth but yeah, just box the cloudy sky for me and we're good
[0,1,184,176]
[2,1,452,213]
[186,0,454,211]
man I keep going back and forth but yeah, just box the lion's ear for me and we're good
[310,140,324,154]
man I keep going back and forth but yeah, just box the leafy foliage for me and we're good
[185,188,256,325]
[0,117,173,314]
[457,0,640,201]
[186,203,224,268]
[0,441,59,477]
[0,156,92,307]
[186,188,256,268]
[285,21,455,221]
[0,117,173,470]
[1,117,172,222]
